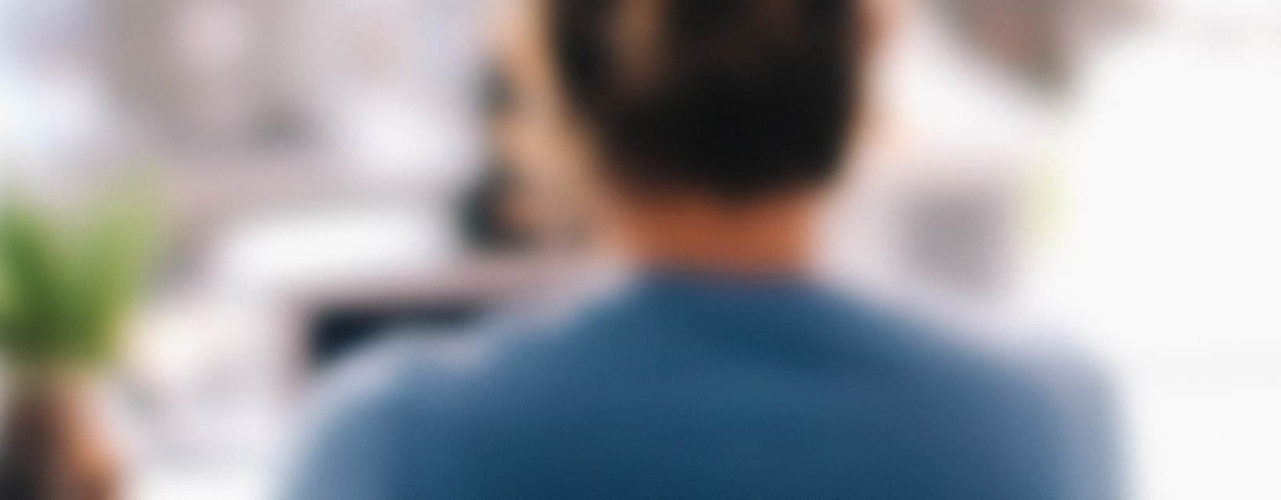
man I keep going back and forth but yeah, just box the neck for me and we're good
[607,191,822,277]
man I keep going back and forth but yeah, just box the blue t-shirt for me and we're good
[288,273,1085,499]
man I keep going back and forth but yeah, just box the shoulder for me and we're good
[839,297,1079,498]
[285,338,434,499]
[295,333,479,439]
[287,331,530,499]
[296,294,641,432]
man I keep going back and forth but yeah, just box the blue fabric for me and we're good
[289,274,1080,499]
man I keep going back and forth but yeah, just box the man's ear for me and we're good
[843,0,901,157]
[861,0,903,62]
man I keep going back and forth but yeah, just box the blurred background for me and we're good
[0,0,1278,498]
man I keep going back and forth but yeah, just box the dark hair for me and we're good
[549,0,861,199]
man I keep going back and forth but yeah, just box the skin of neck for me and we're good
[601,188,826,277]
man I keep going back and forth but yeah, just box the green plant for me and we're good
[0,185,159,370]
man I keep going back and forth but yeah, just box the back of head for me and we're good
[548,0,863,200]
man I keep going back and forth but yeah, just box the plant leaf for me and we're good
[0,198,72,364]
[66,187,159,365]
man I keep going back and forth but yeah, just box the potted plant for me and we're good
[0,185,158,500]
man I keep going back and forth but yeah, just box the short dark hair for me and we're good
[549,0,861,199]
